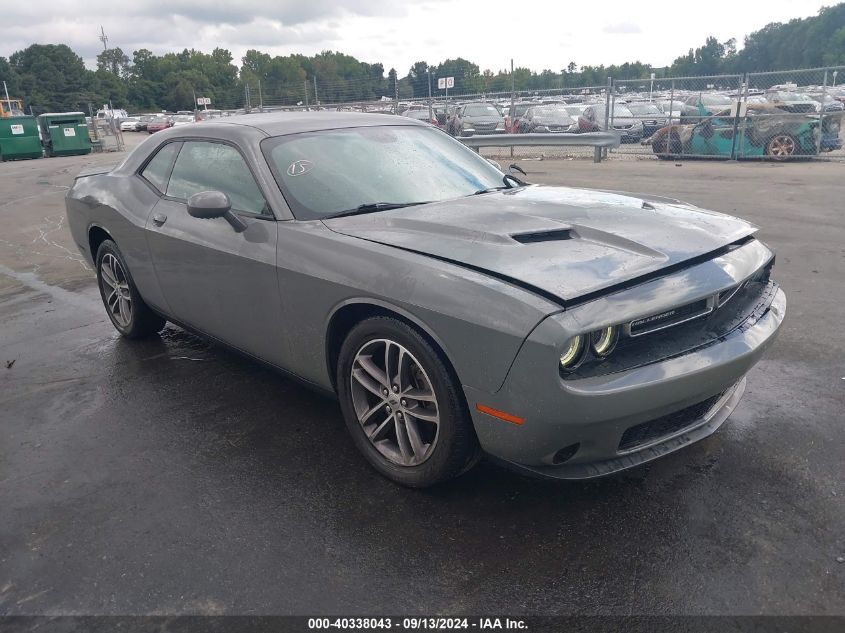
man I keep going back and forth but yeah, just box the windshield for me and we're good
[262,125,505,220]
[463,104,501,117]
[612,105,634,117]
[627,103,661,115]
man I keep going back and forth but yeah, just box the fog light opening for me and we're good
[552,443,580,465]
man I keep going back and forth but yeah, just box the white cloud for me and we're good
[0,0,831,74]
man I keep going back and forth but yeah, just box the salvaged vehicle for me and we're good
[520,105,580,133]
[447,102,505,136]
[66,112,786,487]
[646,104,823,159]
[579,104,644,142]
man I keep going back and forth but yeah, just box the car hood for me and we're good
[323,186,757,304]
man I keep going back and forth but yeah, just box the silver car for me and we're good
[65,112,786,487]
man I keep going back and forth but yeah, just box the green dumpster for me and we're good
[0,116,43,161]
[37,112,91,157]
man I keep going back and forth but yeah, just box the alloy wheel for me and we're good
[768,134,796,157]
[100,253,132,328]
[350,338,440,467]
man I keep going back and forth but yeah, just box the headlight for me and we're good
[590,326,619,357]
[462,121,472,129]
[536,125,548,132]
[496,121,505,130]
[559,335,586,369]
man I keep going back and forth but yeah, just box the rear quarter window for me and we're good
[140,142,181,194]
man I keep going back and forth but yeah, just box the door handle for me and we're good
[152,213,167,226]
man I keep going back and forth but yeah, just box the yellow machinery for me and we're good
[1,98,25,118]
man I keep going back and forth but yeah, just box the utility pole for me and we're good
[99,26,109,51]
[304,80,309,110]
[313,76,318,106]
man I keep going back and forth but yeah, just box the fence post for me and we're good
[729,74,744,161]
[602,76,612,160]
[258,79,264,113]
[510,59,516,159]
[667,79,675,157]
[304,80,309,111]
[816,69,829,156]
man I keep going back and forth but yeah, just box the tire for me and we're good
[95,239,166,338]
[336,316,480,487]
[766,133,797,160]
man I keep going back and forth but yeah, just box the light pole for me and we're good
[427,68,433,124]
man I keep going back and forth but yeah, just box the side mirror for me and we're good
[187,190,247,233]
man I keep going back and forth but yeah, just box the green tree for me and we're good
[9,44,89,112]
[97,47,130,77]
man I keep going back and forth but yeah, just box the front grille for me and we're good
[474,122,497,130]
[618,391,726,452]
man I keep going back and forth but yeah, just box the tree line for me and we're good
[1,3,843,114]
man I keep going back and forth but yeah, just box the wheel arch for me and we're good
[88,224,113,262]
[325,298,459,393]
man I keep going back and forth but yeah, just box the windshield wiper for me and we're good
[471,185,509,195]
[471,173,528,196]
[328,201,431,218]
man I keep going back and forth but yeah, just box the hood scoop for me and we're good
[511,228,575,244]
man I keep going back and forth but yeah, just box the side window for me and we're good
[166,141,269,215]
[140,142,180,194]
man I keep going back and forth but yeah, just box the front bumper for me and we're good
[464,281,786,480]
[460,128,506,137]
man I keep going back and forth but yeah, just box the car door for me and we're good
[143,139,285,363]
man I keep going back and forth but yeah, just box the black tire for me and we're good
[95,239,166,338]
[336,316,480,487]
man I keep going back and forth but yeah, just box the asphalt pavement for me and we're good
[1,136,843,616]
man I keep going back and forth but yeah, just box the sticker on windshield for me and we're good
[287,159,313,176]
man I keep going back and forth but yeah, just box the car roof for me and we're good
[186,111,426,137]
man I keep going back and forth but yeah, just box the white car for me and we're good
[120,117,141,132]
[171,115,195,127]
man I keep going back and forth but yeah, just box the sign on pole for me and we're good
[196,97,211,106]
[446,77,454,89]
[437,77,454,90]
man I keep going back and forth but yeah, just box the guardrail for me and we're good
[457,131,623,162]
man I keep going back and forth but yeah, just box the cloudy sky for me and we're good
[1,0,830,73]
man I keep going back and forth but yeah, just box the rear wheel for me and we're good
[767,134,797,159]
[96,239,165,338]
[336,316,479,487]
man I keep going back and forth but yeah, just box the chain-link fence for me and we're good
[183,65,845,162]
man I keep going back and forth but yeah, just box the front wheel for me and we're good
[336,317,480,487]
[96,239,165,338]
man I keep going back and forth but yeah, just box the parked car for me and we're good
[579,104,644,142]
[65,112,785,487]
[655,99,684,120]
[626,102,668,137]
[646,104,822,159]
[136,114,158,131]
[505,102,541,133]
[120,117,142,132]
[520,105,579,133]
[171,115,195,127]
[680,94,735,122]
[401,109,437,125]
[146,117,173,134]
[447,102,505,136]
[764,91,818,114]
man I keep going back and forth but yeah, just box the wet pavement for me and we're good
[1,141,844,615]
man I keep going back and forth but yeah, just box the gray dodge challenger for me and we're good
[65,112,786,487]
